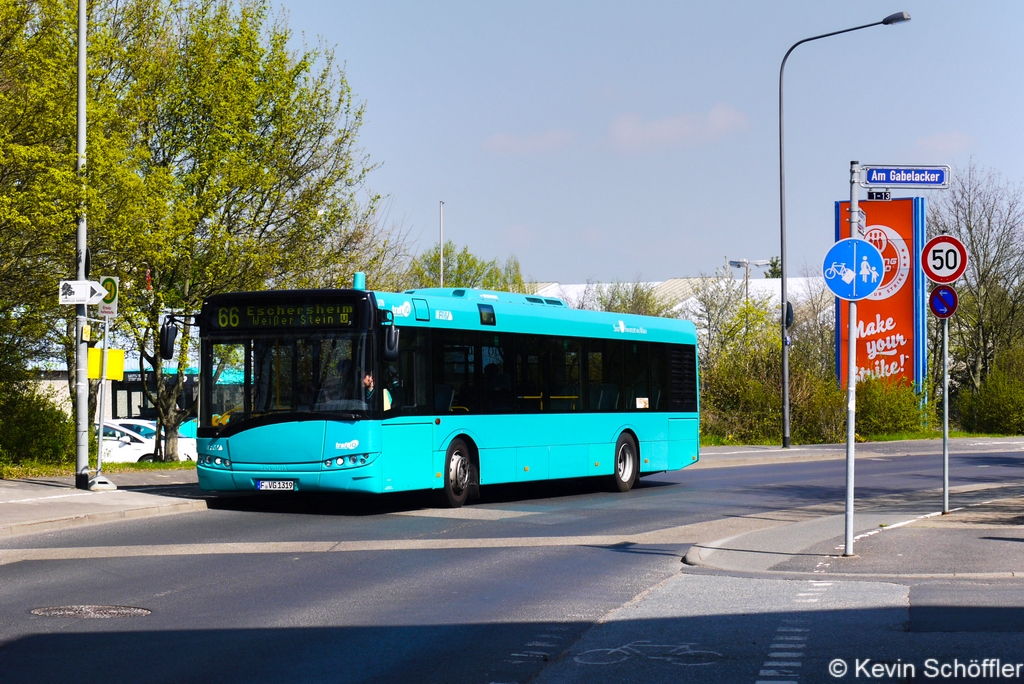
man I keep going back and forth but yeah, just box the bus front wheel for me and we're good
[611,433,639,493]
[435,438,472,508]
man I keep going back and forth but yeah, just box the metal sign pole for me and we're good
[89,316,116,490]
[844,161,860,557]
[942,316,949,514]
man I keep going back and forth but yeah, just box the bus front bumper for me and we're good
[197,460,383,494]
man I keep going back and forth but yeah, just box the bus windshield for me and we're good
[202,331,376,429]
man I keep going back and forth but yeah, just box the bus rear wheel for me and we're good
[611,433,638,493]
[435,438,472,508]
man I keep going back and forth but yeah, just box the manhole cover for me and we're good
[31,605,151,619]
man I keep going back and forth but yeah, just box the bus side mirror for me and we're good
[383,325,400,363]
[159,320,178,360]
[785,301,794,329]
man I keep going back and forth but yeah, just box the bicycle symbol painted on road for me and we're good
[573,640,722,667]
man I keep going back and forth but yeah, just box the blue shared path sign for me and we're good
[860,165,950,188]
[823,238,885,301]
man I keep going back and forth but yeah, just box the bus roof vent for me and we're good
[544,299,564,306]
[525,296,544,304]
[452,289,466,297]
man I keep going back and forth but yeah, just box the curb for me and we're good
[682,532,1024,581]
[691,452,847,469]
[0,499,208,539]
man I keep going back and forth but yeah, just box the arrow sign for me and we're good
[929,285,958,318]
[822,238,885,301]
[59,280,97,305]
[86,281,105,305]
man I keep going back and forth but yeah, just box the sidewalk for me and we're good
[684,480,1024,578]
[0,470,206,538]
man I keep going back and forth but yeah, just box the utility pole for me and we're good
[74,0,89,490]
[439,201,444,288]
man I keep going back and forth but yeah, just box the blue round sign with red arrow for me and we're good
[929,285,958,318]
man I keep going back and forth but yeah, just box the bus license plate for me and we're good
[257,480,294,491]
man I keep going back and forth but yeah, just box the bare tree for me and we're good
[929,161,1024,391]
[682,267,745,364]
[596,278,678,317]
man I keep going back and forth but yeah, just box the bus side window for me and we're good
[433,330,478,414]
[649,343,668,410]
[515,334,545,413]
[482,334,515,414]
[625,342,650,410]
[548,337,581,412]
[587,339,623,412]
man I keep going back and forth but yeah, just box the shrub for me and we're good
[958,348,1024,434]
[0,381,75,467]
[791,372,845,444]
[855,376,927,436]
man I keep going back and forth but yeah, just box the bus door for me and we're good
[381,328,433,492]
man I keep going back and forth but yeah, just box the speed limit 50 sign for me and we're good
[921,235,968,284]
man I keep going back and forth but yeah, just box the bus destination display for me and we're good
[212,302,356,330]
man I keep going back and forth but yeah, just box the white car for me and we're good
[108,419,198,461]
[100,424,157,463]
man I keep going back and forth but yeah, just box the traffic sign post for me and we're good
[827,163,889,557]
[928,284,958,513]
[922,236,968,515]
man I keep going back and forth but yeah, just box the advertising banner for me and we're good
[834,198,927,390]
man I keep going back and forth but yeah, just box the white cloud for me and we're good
[609,103,749,153]
[914,131,976,157]
[482,129,575,156]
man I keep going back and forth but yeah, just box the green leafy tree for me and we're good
[406,240,526,292]
[82,0,383,459]
[0,0,81,383]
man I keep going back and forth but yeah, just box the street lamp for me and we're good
[778,11,910,449]
[728,258,771,301]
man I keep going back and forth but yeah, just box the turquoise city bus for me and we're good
[190,277,700,507]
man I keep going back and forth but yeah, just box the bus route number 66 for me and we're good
[218,307,240,328]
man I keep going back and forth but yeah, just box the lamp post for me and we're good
[729,258,771,301]
[778,11,910,449]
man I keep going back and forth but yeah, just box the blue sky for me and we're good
[277,1,1023,283]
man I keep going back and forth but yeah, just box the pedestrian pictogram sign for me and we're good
[921,235,968,284]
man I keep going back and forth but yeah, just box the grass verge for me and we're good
[1,459,196,480]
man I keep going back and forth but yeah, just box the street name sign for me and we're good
[59,280,106,305]
[822,238,885,301]
[929,285,958,318]
[921,234,968,283]
[860,165,950,189]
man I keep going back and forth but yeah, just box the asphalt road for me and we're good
[2,449,1024,684]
